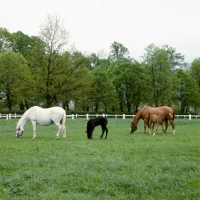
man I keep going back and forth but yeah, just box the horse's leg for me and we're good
[169,119,175,134]
[100,125,104,138]
[105,127,108,139]
[62,126,66,138]
[54,122,62,138]
[144,119,149,134]
[161,123,165,134]
[147,120,151,134]
[152,123,155,136]
[91,127,95,139]
[149,121,152,135]
[153,123,159,136]
[100,127,108,139]
[164,119,168,133]
[31,121,37,139]
[153,123,157,136]
[100,129,105,139]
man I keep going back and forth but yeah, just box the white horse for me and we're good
[16,106,66,139]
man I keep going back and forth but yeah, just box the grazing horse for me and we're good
[86,116,108,139]
[16,106,66,139]
[130,106,175,134]
[150,112,174,136]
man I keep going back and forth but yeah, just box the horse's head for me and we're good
[85,130,92,139]
[130,121,137,133]
[16,126,24,138]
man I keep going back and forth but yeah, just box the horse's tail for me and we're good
[168,113,173,119]
[171,108,175,120]
[61,110,66,128]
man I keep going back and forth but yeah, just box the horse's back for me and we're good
[49,107,65,115]
[139,106,174,120]
[47,107,66,122]
[148,106,173,116]
[88,116,107,127]
[29,106,65,125]
[95,117,107,126]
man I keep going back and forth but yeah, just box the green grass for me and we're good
[0,118,200,199]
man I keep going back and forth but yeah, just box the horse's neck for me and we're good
[133,111,142,124]
[17,110,30,129]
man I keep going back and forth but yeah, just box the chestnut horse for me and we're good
[130,106,175,134]
[150,112,173,136]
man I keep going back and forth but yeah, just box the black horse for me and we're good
[85,116,108,139]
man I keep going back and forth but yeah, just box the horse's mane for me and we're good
[133,106,148,124]
[17,107,33,126]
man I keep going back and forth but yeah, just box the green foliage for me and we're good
[109,41,130,61]
[64,51,93,110]
[0,51,33,110]
[112,60,151,112]
[142,44,186,106]
[0,28,13,52]
[89,65,118,112]
[0,22,200,112]
[29,14,91,108]
[174,69,200,113]
[190,57,200,87]
[12,31,41,63]
[0,118,200,199]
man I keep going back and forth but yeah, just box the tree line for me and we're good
[0,14,200,114]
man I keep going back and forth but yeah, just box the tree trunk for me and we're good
[25,101,29,109]
[95,103,98,113]
[46,98,52,108]
[127,100,131,112]
[19,102,24,110]
[119,102,123,112]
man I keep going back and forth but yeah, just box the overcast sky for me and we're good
[0,0,200,63]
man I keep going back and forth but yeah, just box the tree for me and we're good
[12,31,40,62]
[108,41,130,62]
[0,28,13,52]
[0,51,32,110]
[173,69,200,114]
[30,14,71,107]
[142,44,186,106]
[88,65,117,112]
[112,60,151,112]
[190,57,200,87]
[61,51,92,111]
[39,14,69,54]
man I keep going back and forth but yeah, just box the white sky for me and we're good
[0,0,200,63]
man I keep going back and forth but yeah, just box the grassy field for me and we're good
[0,117,200,199]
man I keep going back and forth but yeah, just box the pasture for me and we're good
[0,117,200,199]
